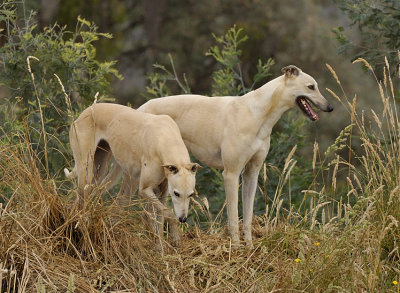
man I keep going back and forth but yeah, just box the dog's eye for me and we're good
[174,191,180,197]
[308,85,315,90]
[189,193,195,198]
[169,166,179,174]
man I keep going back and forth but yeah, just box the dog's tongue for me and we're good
[305,100,319,121]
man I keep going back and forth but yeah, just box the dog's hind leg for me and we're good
[68,121,97,208]
[241,147,269,248]
[75,159,93,209]
[75,145,96,209]
[99,162,123,194]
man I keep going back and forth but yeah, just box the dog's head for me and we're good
[163,163,201,223]
[281,65,333,121]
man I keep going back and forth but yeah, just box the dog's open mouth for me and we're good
[296,96,319,121]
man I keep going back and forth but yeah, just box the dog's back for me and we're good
[65,104,128,177]
[139,95,240,169]
[65,102,192,200]
[105,109,191,170]
[73,103,132,134]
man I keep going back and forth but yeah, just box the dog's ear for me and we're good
[162,164,179,174]
[186,163,202,173]
[281,65,301,78]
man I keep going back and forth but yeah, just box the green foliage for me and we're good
[206,25,274,96]
[0,2,121,178]
[333,0,400,71]
[145,54,190,99]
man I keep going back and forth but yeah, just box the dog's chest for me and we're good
[246,138,268,159]
[187,142,224,169]
[257,121,274,139]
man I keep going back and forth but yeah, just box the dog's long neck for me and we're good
[159,141,191,167]
[241,75,292,138]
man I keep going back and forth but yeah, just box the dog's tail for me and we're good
[64,167,77,179]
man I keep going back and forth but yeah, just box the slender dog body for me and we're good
[138,65,333,247]
[65,103,200,245]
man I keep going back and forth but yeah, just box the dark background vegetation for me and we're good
[21,0,379,104]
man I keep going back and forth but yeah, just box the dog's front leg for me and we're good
[223,169,241,246]
[242,144,269,248]
[76,154,95,209]
[242,155,267,248]
[149,186,169,251]
[156,182,169,240]
[241,171,258,249]
[100,163,123,195]
[139,187,181,247]
[143,183,168,250]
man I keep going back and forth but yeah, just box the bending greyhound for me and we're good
[64,103,200,246]
[138,65,333,247]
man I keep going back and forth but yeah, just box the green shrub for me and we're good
[0,1,121,179]
[333,0,400,73]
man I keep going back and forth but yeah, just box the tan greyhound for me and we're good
[64,103,200,246]
[138,65,333,247]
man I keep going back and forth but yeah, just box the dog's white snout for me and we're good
[313,94,333,112]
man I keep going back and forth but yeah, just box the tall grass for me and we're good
[1,57,400,292]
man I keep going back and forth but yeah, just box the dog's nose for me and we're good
[178,216,187,223]
[326,104,334,112]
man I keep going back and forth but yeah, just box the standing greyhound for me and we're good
[138,65,333,247]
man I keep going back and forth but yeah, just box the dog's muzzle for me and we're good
[296,96,333,121]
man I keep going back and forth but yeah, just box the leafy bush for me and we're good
[0,2,121,178]
[333,0,400,72]
[206,25,274,96]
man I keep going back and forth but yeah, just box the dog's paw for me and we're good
[171,238,181,248]
[231,240,240,249]
[170,234,181,247]
[245,239,254,250]
[230,234,240,248]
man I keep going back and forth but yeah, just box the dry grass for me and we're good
[2,58,400,292]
